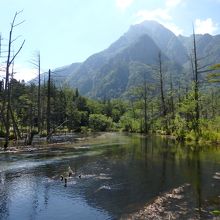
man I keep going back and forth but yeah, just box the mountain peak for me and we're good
[130,20,170,33]
[31,20,220,99]
[125,20,188,65]
[134,20,163,28]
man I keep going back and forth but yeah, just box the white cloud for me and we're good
[134,0,185,35]
[163,22,184,35]
[195,18,218,34]
[116,0,134,10]
[165,0,184,8]
[13,64,37,82]
[135,8,171,23]
[134,8,183,36]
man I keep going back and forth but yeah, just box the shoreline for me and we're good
[0,132,122,153]
[1,131,220,154]
[120,184,216,220]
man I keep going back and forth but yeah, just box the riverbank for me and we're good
[121,184,219,220]
[1,131,220,154]
[0,132,120,153]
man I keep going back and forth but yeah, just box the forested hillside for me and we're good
[1,20,220,149]
[32,20,220,99]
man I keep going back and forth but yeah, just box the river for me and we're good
[0,133,220,219]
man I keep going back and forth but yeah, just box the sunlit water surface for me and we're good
[0,133,220,220]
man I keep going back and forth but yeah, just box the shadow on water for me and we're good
[0,133,220,219]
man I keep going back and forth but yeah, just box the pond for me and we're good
[0,133,220,220]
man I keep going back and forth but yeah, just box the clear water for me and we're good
[0,133,220,220]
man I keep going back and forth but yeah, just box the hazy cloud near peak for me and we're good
[134,0,185,35]
[195,18,218,34]
[135,8,171,22]
[163,22,184,35]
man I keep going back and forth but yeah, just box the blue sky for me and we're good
[0,0,220,81]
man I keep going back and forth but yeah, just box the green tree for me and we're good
[89,114,112,131]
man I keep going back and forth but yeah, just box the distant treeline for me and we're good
[0,70,220,147]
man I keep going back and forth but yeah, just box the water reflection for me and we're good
[0,134,220,219]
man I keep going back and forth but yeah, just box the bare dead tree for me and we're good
[4,10,25,150]
[169,72,175,119]
[37,53,41,134]
[158,52,166,118]
[47,69,51,141]
[189,25,212,140]
[30,51,41,134]
[143,77,148,134]
[9,62,22,140]
[192,27,199,137]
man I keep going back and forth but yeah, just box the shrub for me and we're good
[89,114,113,131]
[173,114,187,141]
[119,115,140,132]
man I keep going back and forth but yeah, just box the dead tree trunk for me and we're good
[47,69,51,141]
[158,52,166,117]
[192,27,200,140]
[9,105,21,139]
[37,52,41,134]
[143,79,148,134]
[169,73,175,119]
[157,52,168,132]
[3,11,25,150]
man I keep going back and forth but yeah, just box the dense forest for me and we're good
[0,60,220,149]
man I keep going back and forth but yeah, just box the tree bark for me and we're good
[193,27,200,139]
[37,52,41,134]
[47,69,51,141]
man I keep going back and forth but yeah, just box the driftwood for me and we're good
[46,119,68,142]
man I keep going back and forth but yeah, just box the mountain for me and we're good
[31,62,81,87]
[125,21,189,65]
[178,34,220,65]
[92,34,169,98]
[32,20,220,99]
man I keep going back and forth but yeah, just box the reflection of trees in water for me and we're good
[29,176,51,219]
[0,134,220,219]
[185,146,202,215]
[44,184,50,208]
[141,137,148,168]
[0,163,54,220]
[193,148,202,214]
[159,138,168,192]
[0,172,9,220]
[77,136,183,217]
[29,179,39,220]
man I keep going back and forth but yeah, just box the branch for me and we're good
[29,60,40,68]
[208,79,220,83]
[16,9,24,16]
[9,40,25,65]
[11,35,22,44]
[198,69,211,74]
[210,64,220,70]
[11,13,17,29]
[197,54,210,62]
[207,72,220,78]
[11,10,24,28]
[47,119,69,138]
[197,63,213,71]
[13,20,25,28]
